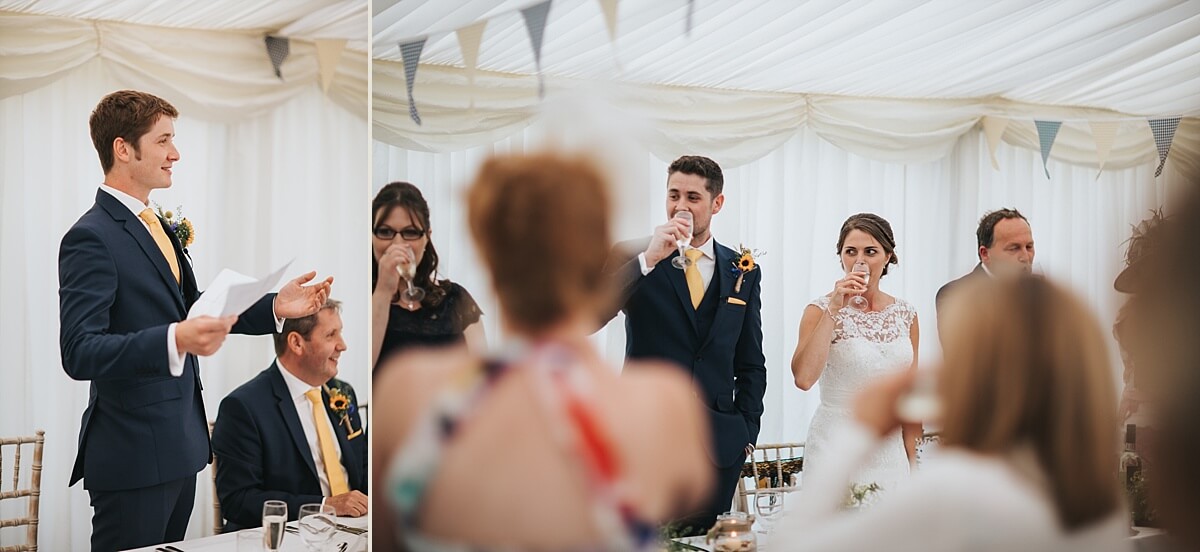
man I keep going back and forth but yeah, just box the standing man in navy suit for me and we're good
[212,299,367,532]
[602,156,767,534]
[59,90,333,552]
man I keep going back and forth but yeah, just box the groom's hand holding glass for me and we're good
[643,210,694,268]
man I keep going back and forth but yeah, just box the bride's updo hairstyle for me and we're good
[938,275,1121,530]
[836,213,899,276]
[467,152,612,333]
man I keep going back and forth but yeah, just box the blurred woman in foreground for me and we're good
[774,275,1130,552]
[372,153,712,552]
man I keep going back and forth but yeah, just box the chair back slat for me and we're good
[0,431,45,552]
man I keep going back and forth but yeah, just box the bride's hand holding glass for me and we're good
[829,270,868,312]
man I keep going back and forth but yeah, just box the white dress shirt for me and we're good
[638,235,717,291]
[99,185,283,377]
[276,360,349,498]
[772,420,1133,552]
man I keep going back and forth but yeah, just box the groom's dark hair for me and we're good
[274,299,342,357]
[976,208,1028,259]
[89,90,179,174]
[668,155,723,197]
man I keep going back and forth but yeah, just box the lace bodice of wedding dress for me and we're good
[803,295,918,493]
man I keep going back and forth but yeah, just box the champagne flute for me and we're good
[847,259,870,311]
[262,500,287,552]
[670,210,694,270]
[395,245,426,308]
[298,503,337,551]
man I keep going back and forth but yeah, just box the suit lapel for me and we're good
[699,242,737,351]
[663,250,699,333]
[269,364,320,482]
[96,192,186,312]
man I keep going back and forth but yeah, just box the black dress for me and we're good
[374,282,482,375]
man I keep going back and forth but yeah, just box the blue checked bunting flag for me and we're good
[521,1,552,98]
[1035,120,1062,180]
[264,36,290,80]
[400,38,426,125]
[1148,117,1181,177]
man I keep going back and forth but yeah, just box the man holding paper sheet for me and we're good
[58,90,333,552]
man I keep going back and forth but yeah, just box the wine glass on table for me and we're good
[755,489,785,537]
[298,503,337,551]
[262,500,287,552]
[847,259,870,311]
[670,210,694,270]
[395,244,425,308]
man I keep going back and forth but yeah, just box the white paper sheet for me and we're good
[187,259,293,319]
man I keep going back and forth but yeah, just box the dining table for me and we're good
[123,514,368,552]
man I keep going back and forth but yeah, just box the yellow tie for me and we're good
[685,248,704,309]
[305,389,350,496]
[137,209,180,283]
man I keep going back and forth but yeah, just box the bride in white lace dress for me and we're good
[791,214,921,493]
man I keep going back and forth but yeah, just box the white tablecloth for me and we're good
[123,515,368,552]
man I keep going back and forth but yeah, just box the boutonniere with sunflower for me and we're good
[730,244,765,293]
[323,381,363,439]
[153,203,195,250]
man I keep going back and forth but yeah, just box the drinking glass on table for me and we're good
[298,503,337,551]
[755,489,785,536]
[395,244,426,307]
[670,210,694,270]
[262,500,287,552]
[846,259,870,311]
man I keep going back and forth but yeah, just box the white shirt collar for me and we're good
[980,262,995,278]
[277,358,320,402]
[691,235,715,260]
[99,184,151,218]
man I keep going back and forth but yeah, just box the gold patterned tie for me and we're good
[304,389,350,496]
[685,248,704,309]
[137,208,180,283]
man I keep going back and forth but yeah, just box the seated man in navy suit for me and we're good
[212,299,368,531]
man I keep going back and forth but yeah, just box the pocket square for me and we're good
[727,297,746,306]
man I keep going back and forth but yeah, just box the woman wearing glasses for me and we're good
[372,182,485,373]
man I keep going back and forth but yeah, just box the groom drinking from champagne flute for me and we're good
[602,155,767,535]
[59,90,333,552]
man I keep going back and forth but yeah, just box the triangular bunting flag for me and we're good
[1034,120,1062,180]
[685,0,695,36]
[981,117,1009,171]
[1088,121,1119,179]
[264,36,290,80]
[456,22,486,110]
[521,0,552,98]
[314,39,347,93]
[400,38,427,125]
[1148,117,1181,177]
[599,0,619,43]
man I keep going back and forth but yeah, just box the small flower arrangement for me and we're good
[729,244,765,293]
[323,381,363,439]
[844,482,882,509]
[153,204,194,248]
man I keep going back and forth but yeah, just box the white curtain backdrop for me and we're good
[0,60,368,549]
[376,119,1177,455]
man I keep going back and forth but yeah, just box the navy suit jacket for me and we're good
[58,189,277,491]
[211,364,367,532]
[602,238,767,468]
